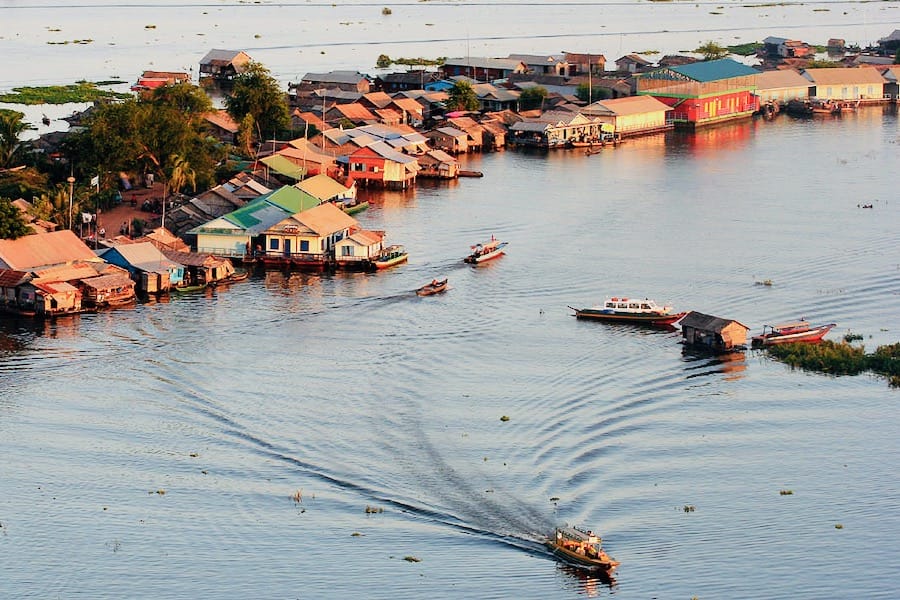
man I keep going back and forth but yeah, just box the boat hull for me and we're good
[572,308,687,326]
[373,254,408,269]
[752,324,835,347]
[416,280,448,296]
[546,541,619,573]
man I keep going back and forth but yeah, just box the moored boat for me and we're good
[570,297,686,326]
[372,244,409,269]
[464,236,507,264]
[416,278,448,296]
[547,526,619,573]
[751,320,836,348]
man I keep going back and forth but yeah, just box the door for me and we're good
[284,239,292,257]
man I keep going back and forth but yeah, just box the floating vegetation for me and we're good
[403,555,421,562]
[382,7,392,15]
[728,42,763,56]
[683,504,696,512]
[843,332,864,343]
[835,523,844,529]
[779,489,794,495]
[755,279,773,286]
[145,24,157,29]
[365,505,384,514]
[0,81,130,105]
[351,531,363,537]
[709,11,723,15]
[151,489,166,495]
[500,415,510,422]
[767,341,900,387]
[189,452,199,458]
[47,39,94,45]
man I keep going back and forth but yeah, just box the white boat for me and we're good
[464,236,507,264]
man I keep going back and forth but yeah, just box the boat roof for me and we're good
[557,526,599,542]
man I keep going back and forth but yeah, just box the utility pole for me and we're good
[67,175,75,230]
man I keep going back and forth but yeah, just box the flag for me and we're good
[90,175,99,187]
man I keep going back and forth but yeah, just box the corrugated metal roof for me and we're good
[802,67,887,86]
[668,58,759,82]
[261,154,307,181]
[80,273,134,290]
[755,69,813,89]
[107,242,181,272]
[294,202,358,236]
[588,95,672,116]
[680,311,750,333]
[0,269,29,287]
[296,174,352,202]
[0,230,98,270]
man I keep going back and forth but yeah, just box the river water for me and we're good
[3,2,900,599]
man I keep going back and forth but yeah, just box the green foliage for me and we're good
[518,86,547,111]
[0,82,130,105]
[0,109,31,168]
[727,42,762,56]
[695,41,729,61]
[805,59,843,68]
[575,83,612,104]
[0,167,49,202]
[767,340,900,385]
[150,82,213,116]
[376,54,392,69]
[0,197,31,239]
[225,61,290,142]
[447,80,479,112]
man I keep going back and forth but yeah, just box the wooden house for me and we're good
[753,69,813,106]
[417,150,460,179]
[203,110,239,145]
[471,83,520,112]
[508,54,571,77]
[344,142,419,189]
[679,311,750,352]
[161,249,235,285]
[877,29,900,54]
[0,230,99,271]
[377,70,441,93]
[258,202,358,269]
[508,111,600,148]
[446,116,485,151]
[297,71,371,94]
[0,268,86,317]
[479,119,507,150]
[615,54,654,74]
[388,96,425,126]
[440,57,527,82]
[563,52,607,75]
[99,242,184,294]
[131,70,190,93]
[167,171,271,237]
[199,49,251,82]
[277,140,339,178]
[636,58,760,128]
[882,66,900,100]
[324,102,377,127]
[359,91,394,111]
[582,95,673,138]
[295,173,357,211]
[291,109,328,135]
[801,67,887,103]
[333,229,385,269]
[78,267,136,308]
[762,37,814,59]
[424,126,469,154]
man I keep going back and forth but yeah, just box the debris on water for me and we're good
[779,489,794,495]
[365,505,384,514]
[683,504,696,512]
[351,532,363,537]
[291,489,302,503]
[755,279,773,286]
[500,415,510,422]
[403,555,421,562]
[835,523,844,529]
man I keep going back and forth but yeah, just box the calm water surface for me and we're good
[2,109,899,599]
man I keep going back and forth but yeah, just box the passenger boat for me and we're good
[372,244,409,269]
[547,526,619,573]
[464,236,507,264]
[751,320,836,348]
[416,278,448,296]
[569,297,687,326]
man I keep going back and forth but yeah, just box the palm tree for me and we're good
[33,184,80,230]
[0,109,30,168]
[162,154,195,230]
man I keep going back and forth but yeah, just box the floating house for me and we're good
[679,311,750,352]
[440,57,527,82]
[344,141,420,189]
[800,67,888,103]
[256,202,358,270]
[199,49,251,82]
[753,69,813,107]
[99,242,185,295]
[582,95,673,138]
[636,58,760,128]
[508,111,601,148]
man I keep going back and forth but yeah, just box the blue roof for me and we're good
[668,58,759,82]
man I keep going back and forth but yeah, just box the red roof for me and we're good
[0,230,98,271]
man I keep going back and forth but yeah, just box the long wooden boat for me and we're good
[416,278,448,296]
[464,236,507,264]
[342,200,369,215]
[373,245,409,269]
[570,296,686,326]
[173,283,207,293]
[547,526,619,573]
[751,320,836,348]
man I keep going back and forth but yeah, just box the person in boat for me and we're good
[432,279,439,286]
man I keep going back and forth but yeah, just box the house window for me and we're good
[342,246,354,257]
[351,163,365,172]
[269,238,279,250]
[300,240,309,252]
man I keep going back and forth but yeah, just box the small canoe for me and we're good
[373,245,409,270]
[417,278,448,296]
[174,283,207,293]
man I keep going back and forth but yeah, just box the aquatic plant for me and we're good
[365,505,384,514]
[500,415,510,422]
[779,489,793,495]
[382,7,392,15]
[403,555,421,562]
[835,524,843,529]
[843,332,863,343]
[683,504,695,512]
[0,82,129,105]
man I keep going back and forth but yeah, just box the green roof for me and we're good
[667,58,759,82]
[260,154,307,181]
[264,185,320,214]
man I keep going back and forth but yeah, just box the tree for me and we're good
[0,197,31,239]
[447,80,479,112]
[150,82,213,116]
[225,61,290,142]
[695,41,729,61]
[575,83,611,104]
[31,184,78,230]
[167,153,196,197]
[376,54,392,69]
[0,109,31,168]
[518,86,547,111]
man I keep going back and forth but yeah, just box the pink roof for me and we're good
[0,230,98,271]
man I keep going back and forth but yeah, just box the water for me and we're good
[2,108,899,598]
[3,2,900,598]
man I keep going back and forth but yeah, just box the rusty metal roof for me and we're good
[0,230,98,270]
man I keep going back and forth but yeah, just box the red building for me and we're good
[636,58,759,129]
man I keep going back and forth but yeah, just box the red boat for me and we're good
[751,320,836,348]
